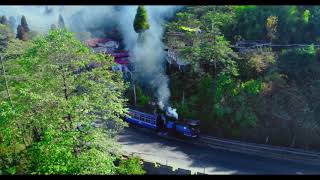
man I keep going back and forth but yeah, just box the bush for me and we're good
[136,86,151,108]
[116,156,145,175]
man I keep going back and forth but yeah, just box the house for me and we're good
[85,37,132,80]
[85,38,114,47]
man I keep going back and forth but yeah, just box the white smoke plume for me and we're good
[116,6,182,109]
[166,106,178,119]
[0,5,182,112]
[0,6,119,37]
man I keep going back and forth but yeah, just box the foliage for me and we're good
[16,25,28,41]
[20,15,30,33]
[133,6,150,34]
[166,8,239,77]
[198,35,239,77]
[239,47,276,79]
[278,45,317,86]
[0,24,14,52]
[165,6,320,149]
[0,29,144,174]
[265,15,278,42]
[303,9,311,24]
[16,16,31,41]
[116,156,145,175]
[214,74,262,128]
[135,85,151,108]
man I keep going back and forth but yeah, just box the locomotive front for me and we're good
[164,106,200,138]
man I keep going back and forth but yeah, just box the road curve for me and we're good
[116,127,320,174]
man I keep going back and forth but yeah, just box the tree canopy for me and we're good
[164,6,320,149]
[0,29,144,175]
[20,15,30,32]
[133,6,150,34]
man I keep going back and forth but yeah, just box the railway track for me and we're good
[199,135,320,165]
[126,126,320,165]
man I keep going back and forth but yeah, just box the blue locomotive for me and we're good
[125,108,200,138]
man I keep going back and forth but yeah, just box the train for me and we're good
[124,108,200,138]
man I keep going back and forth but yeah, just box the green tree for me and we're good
[16,25,28,41]
[3,38,32,60]
[135,86,151,108]
[0,29,143,174]
[214,74,261,129]
[278,45,317,86]
[133,6,150,34]
[239,47,276,79]
[302,9,311,24]
[20,15,30,32]
[117,156,145,175]
[265,15,278,43]
[199,35,239,77]
[164,5,320,149]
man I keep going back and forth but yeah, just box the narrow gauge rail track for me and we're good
[127,125,320,165]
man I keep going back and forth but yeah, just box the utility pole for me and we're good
[182,89,185,105]
[133,84,137,106]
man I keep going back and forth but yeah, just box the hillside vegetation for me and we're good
[0,26,144,174]
[164,6,320,150]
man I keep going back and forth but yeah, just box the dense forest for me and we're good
[1,5,320,175]
[161,6,320,150]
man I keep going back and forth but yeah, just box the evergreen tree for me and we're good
[20,15,30,32]
[16,25,28,41]
[0,16,8,26]
[133,6,150,34]
[58,14,65,29]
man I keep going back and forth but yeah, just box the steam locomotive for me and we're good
[124,107,200,138]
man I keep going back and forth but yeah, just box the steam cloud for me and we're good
[166,106,178,119]
[116,6,181,109]
[0,5,181,111]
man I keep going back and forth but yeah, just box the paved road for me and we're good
[117,127,320,174]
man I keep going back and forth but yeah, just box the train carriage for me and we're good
[125,108,200,138]
[125,109,157,130]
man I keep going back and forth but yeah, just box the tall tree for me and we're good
[133,6,150,34]
[265,15,278,43]
[16,25,28,41]
[20,15,30,33]
[58,14,65,29]
[0,29,142,174]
